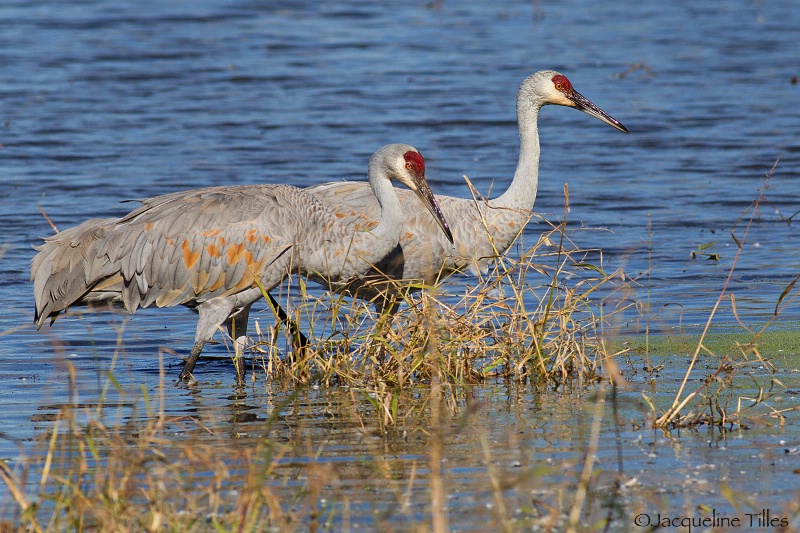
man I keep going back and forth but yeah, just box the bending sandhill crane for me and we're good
[31,144,453,382]
[303,70,628,312]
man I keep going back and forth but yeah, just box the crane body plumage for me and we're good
[307,70,629,311]
[31,144,452,381]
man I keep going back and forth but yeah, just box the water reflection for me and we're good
[12,373,797,528]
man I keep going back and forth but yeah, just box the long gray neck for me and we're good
[310,163,402,284]
[494,98,542,211]
[368,173,402,244]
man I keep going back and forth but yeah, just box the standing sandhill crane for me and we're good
[31,144,453,382]
[302,70,628,312]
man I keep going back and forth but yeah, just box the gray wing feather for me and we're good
[307,181,381,230]
[32,184,304,327]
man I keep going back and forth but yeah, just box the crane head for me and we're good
[549,73,628,133]
[373,145,454,244]
[521,70,628,134]
[400,149,454,245]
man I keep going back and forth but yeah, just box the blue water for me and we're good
[1,0,800,529]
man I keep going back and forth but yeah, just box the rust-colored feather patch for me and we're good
[181,240,200,269]
[207,243,221,258]
[227,242,246,264]
[245,251,264,274]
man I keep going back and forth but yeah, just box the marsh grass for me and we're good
[2,366,657,533]
[4,204,640,531]
[250,212,632,398]
[7,172,800,531]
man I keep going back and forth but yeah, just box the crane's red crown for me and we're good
[403,150,425,175]
[551,74,573,96]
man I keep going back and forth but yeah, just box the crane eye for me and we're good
[405,162,414,171]
[555,82,564,91]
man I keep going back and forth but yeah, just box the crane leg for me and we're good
[372,287,401,316]
[226,304,252,381]
[265,292,309,360]
[179,340,206,382]
[178,298,240,382]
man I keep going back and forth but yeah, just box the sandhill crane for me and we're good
[31,143,453,382]
[303,70,628,312]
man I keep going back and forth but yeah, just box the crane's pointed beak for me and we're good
[413,177,454,244]
[569,91,629,133]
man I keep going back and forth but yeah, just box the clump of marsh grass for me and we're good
[248,190,634,398]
